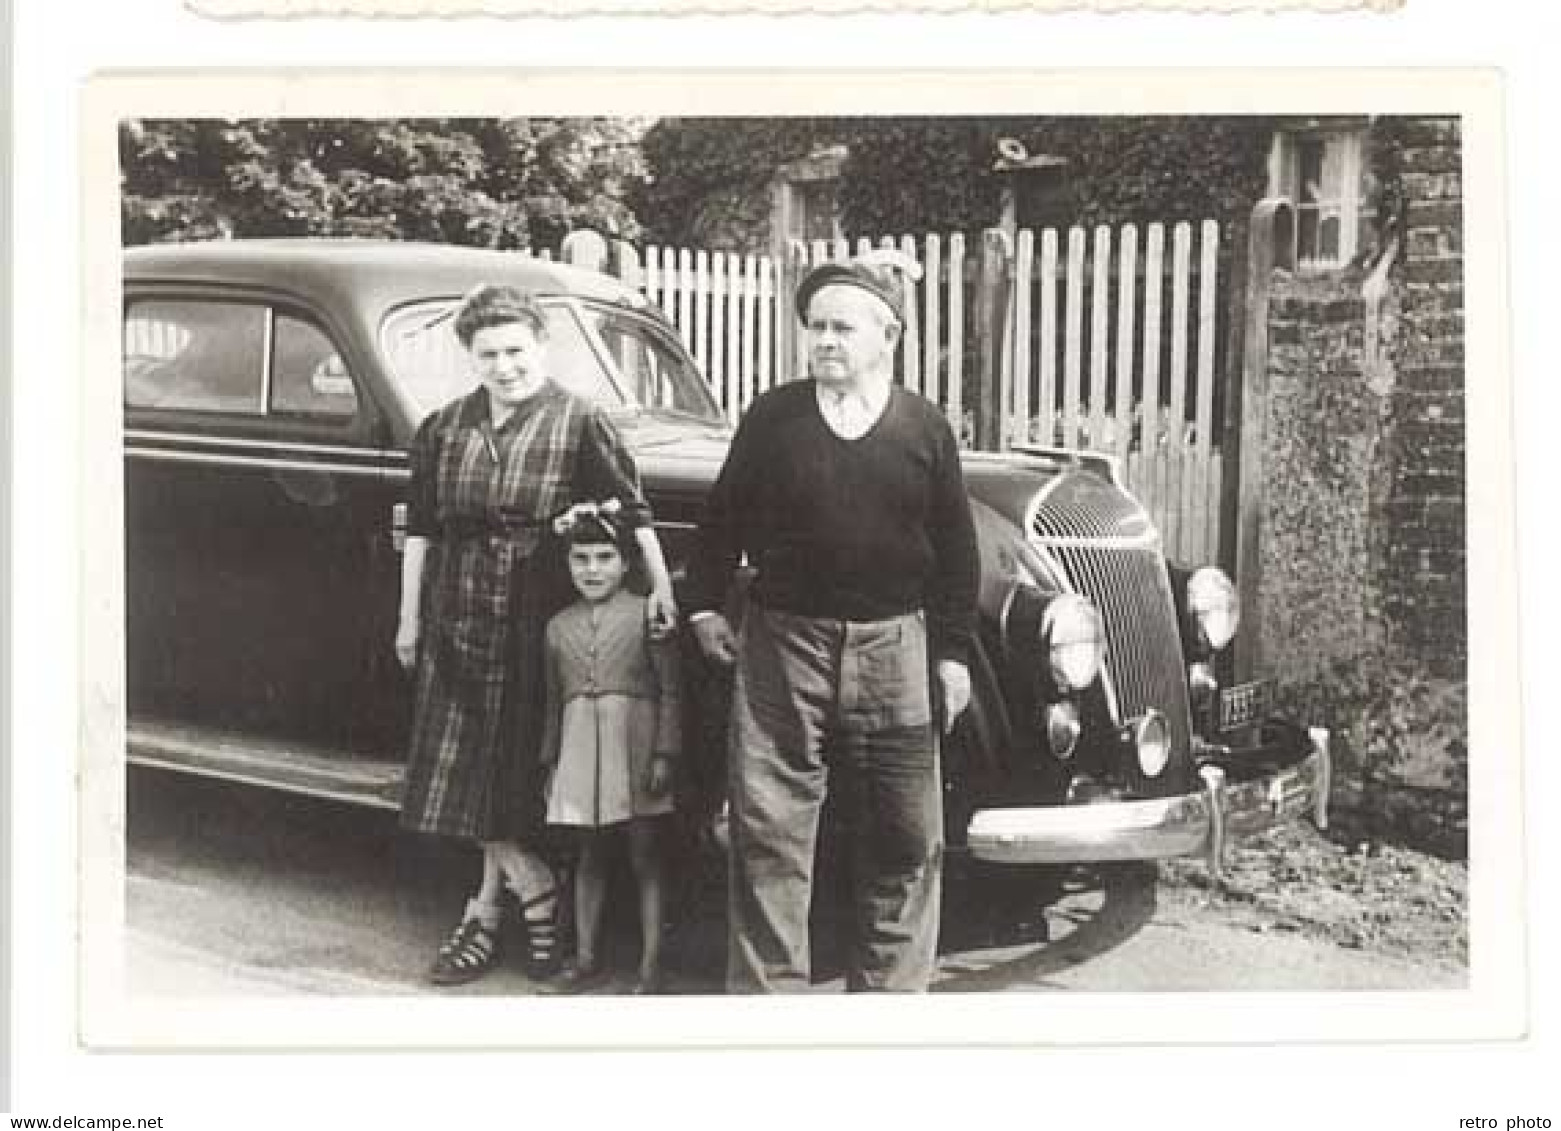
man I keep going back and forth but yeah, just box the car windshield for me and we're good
[380,297,723,424]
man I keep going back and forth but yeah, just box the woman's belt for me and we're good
[440,515,545,539]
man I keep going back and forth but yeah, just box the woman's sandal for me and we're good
[513,886,563,979]
[427,914,502,986]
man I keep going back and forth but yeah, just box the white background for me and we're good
[9,0,1560,1125]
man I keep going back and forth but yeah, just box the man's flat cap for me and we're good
[795,259,906,326]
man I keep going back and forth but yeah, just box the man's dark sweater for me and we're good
[687,380,979,665]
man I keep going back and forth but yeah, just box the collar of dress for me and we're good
[456,381,562,431]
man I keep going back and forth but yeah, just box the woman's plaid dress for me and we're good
[399,383,653,842]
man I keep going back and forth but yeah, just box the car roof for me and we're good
[123,238,646,315]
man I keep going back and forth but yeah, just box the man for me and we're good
[686,254,979,993]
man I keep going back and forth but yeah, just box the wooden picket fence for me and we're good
[600,221,1229,565]
[1007,220,1226,565]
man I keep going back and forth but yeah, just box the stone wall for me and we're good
[1258,276,1392,687]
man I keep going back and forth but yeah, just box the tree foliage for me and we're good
[637,116,1278,250]
[120,118,648,248]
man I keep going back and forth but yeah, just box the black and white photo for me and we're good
[74,71,1519,1048]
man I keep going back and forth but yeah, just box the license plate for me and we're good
[1219,679,1272,730]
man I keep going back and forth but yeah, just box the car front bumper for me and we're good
[965,727,1331,878]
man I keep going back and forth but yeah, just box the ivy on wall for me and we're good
[636,116,1279,251]
[1364,116,1411,255]
[632,117,841,250]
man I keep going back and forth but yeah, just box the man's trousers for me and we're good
[726,603,943,992]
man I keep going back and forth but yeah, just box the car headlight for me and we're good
[1001,583,1105,692]
[1042,594,1105,692]
[1187,567,1239,652]
[1130,711,1171,778]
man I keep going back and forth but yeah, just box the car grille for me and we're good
[1031,476,1193,757]
[1030,472,1154,543]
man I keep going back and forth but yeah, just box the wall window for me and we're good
[790,179,841,245]
[1269,128,1366,270]
[771,146,848,252]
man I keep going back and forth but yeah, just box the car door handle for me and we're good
[272,467,339,508]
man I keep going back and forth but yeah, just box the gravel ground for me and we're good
[1158,820,1468,971]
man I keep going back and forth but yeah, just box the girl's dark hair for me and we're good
[560,513,628,550]
[452,285,549,348]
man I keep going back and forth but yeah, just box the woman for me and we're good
[394,284,677,986]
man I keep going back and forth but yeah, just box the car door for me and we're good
[124,290,406,755]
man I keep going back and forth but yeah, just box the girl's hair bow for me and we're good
[551,497,624,538]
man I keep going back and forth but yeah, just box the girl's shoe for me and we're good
[427,909,502,986]
[546,959,611,995]
[631,967,666,996]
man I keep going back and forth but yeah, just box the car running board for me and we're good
[127,718,404,810]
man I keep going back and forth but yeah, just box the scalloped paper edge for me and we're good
[186,0,1403,17]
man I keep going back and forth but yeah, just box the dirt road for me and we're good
[125,769,1463,996]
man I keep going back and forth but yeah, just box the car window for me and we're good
[575,306,722,421]
[124,299,265,413]
[124,301,361,423]
[271,313,358,419]
[381,300,623,421]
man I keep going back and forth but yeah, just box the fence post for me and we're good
[781,241,809,381]
[773,244,793,382]
[973,228,1014,451]
[611,239,642,289]
[1217,221,1249,581]
[1232,198,1295,683]
[560,229,610,273]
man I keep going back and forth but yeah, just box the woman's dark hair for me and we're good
[452,285,549,348]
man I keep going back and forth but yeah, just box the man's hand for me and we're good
[395,617,419,672]
[646,585,679,641]
[692,613,739,666]
[937,659,971,733]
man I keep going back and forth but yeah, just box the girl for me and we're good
[541,500,681,995]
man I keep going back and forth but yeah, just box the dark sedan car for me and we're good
[124,238,1330,879]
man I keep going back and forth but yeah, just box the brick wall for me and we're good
[1385,117,1465,677]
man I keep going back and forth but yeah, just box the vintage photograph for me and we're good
[82,74,1514,1048]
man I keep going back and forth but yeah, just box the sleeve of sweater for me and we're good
[925,412,980,667]
[684,394,767,616]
